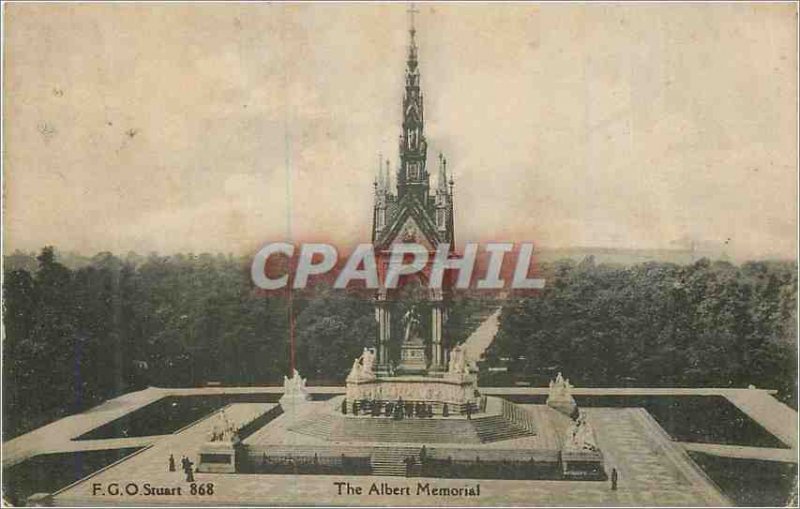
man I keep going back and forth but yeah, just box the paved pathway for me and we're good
[587,408,730,506]
[461,308,501,362]
[41,436,167,455]
[726,390,798,449]
[51,404,729,507]
[679,442,797,463]
[483,387,781,396]
[2,387,166,467]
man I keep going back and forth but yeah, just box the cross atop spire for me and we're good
[406,3,420,68]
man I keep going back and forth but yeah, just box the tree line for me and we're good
[2,248,796,439]
[2,248,370,439]
[489,257,797,406]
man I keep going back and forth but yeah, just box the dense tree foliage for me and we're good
[2,248,796,440]
[489,258,797,406]
[1,248,371,439]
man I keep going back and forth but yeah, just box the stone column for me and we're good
[376,305,382,366]
[376,303,391,371]
[431,305,443,370]
[383,307,391,368]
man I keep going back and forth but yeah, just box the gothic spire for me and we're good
[437,153,448,193]
[372,6,454,253]
[397,3,428,200]
[376,153,384,191]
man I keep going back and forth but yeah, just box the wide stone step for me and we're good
[334,418,481,444]
[289,399,537,445]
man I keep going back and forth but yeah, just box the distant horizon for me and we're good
[3,4,797,264]
[3,243,796,266]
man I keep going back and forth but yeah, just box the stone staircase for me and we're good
[471,400,536,443]
[500,398,536,433]
[335,417,480,444]
[291,414,482,444]
[472,415,532,442]
[371,446,419,477]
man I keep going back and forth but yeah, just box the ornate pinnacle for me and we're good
[406,4,420,69]
[438,153,448,193]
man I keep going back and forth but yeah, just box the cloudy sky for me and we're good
[3,3,797,261]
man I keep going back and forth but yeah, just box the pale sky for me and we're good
[3,3,797,261]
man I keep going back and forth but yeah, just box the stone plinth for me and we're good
[561,449,606,480]
[197,439,239,473]
[398,338,427,374]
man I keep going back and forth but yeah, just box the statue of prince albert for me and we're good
[402,306,422,343]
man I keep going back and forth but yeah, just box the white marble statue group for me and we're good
[346,344,472,378]
[448,344,470,375]
[546,371,578,416]
[566,411,599,452]
[208,409,239,443]
[347,347,377,381]
[548,372,573,401]
[280,368,311,405]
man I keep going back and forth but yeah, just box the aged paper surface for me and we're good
[2,2,797,507]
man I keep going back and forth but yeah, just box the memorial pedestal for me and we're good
[398,338,427,374]
[346,373,479,414]
[198,439,240,473]
[560,449,606,480]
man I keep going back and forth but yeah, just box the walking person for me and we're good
[611,467,618,491]
[185,458,195,483]
[168,454,176,472]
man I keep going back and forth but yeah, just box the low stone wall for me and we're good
[419,457,562,480]
[426,446,559,464]
[239,445,372,475]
